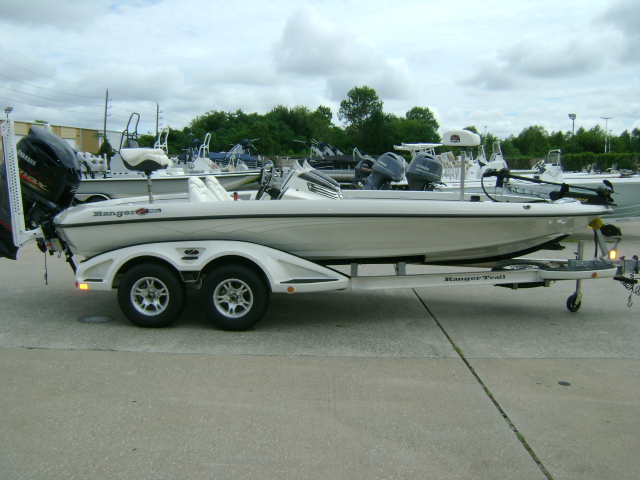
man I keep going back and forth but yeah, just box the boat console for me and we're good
[255,163,342,200]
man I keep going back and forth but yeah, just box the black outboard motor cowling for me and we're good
[405,153,443,191]
[351,159,374,188]
[0,126,81,260]
[362,153,405,190]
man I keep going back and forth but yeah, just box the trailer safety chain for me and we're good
[619,272,639,307]
[616,255,639,307]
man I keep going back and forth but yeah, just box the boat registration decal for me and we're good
[92,208,162,218]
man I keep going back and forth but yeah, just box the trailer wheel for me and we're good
[200,265,269,331]
[118,264,185,328]
[566,294,582,313]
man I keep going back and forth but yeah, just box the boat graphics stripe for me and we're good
[57,211,599,229]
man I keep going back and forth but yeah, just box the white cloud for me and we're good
[272,6,416,104]
[0,0,109,29]
[0,0,637,139]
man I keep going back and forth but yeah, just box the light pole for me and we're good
[601,116,612,153]
[568,113,576,153]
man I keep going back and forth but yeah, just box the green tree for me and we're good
[338,86,383,129]
[575,125,606,154]
[501,137,522,158]
[483,132,500,156]
[406,106,438,126]
[512,126,551,157]
[308,105,334,142]
[337,86,387,152]
[548,130,567,151]
[386,110,440,153]
[97,138,116,163]
[632,128,640,153]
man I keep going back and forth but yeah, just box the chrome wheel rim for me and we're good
[130,277,170,316]
[213,278,253,318]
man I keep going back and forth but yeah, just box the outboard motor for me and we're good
[405,153,443,191]
[351,158,374,188]
[178,138,200,163]
[361,152,405,190]
[0,126,81,259]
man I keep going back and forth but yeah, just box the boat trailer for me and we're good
[68,229,638,330]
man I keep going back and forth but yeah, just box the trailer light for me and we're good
[592,272,598,278]
[609,249,618,260]
[287,286,295,293]
[78,283,89,290]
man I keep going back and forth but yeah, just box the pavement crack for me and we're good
[414,290,554,480]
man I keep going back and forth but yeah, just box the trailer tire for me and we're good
[200,265,269,331]
[118,264,185,328]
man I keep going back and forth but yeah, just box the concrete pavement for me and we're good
[1,219,638,479]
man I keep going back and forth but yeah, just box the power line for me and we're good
[0,96,103,115]
[0,73,104,99]
[0,57,161,114]
[0,59,192,128]
[111,99,157,113]
[0,85,103,107]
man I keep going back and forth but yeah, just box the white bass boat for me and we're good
[0,126,611,267]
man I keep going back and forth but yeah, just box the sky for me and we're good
[0,0,638,143]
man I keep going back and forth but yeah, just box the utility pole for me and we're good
[601,117,612,153]
[103,89,109,141]
[156,103,163,137]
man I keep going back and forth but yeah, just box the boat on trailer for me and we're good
[1,117,637,330]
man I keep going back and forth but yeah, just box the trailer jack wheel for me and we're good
[566,293,582,313]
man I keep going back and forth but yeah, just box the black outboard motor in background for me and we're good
[351,158,375,188]
[0,126,81,260]
[405,153,443,191]
[358,152,406,190]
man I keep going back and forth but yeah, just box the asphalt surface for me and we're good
[1,219,639,479]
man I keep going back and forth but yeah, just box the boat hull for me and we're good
[54,198,609,264]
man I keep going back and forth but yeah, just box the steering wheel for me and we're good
[255,166,274,199]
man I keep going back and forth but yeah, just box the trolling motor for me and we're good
[481,168,615,206]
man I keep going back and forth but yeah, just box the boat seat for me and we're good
[188,177,218,202]
[77,151,108,172]
[120,147,170,173]
[205,176,233,201]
